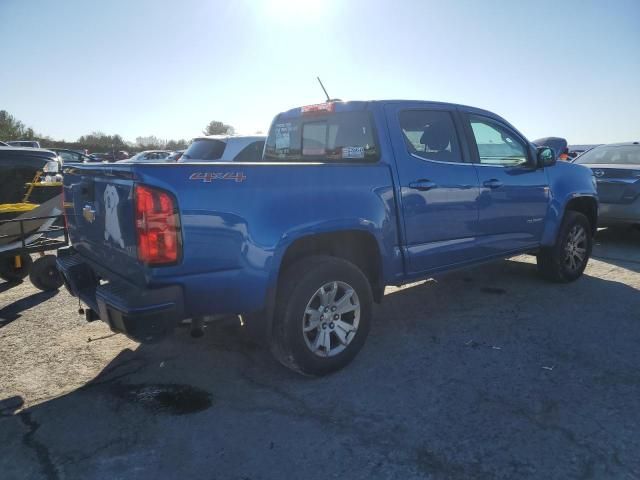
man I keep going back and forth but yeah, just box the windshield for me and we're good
[182,139,227,160]
[575,145,640,165]
[56,150,82,163]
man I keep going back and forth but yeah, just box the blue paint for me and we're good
[59,100,597,338]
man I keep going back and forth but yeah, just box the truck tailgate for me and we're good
[63,164,144,284]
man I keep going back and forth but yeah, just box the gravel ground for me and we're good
[0,228,639,480]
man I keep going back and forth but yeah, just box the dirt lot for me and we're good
[1,228,639,480]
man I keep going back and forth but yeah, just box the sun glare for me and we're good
[264,0,328,21]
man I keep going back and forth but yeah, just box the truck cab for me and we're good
[57,100,598,376]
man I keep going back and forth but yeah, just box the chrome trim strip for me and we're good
[474,162,529,168]
[409,153,472,166]
[409,153,531,169]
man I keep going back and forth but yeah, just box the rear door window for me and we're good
[398,110,464,163]
[234,140,265,162]
[265,110,378,162]
[182,139,227,161]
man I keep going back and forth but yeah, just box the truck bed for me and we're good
[62,161,400,318]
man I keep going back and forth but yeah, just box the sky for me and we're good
[0,0,638,144]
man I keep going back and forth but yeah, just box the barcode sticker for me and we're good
[342,146,365,159]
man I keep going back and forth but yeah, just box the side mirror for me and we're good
[537,146,556,168]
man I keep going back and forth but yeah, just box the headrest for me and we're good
[420,123,452,151]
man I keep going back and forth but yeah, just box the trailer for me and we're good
[0,195,68,291]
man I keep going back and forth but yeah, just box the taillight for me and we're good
[134,184,181,265]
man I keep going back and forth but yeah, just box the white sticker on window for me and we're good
[275,123,291,151]
[342,146,365,159]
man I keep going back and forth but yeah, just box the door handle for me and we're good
[409,180,437,191]
[483,179,503,189]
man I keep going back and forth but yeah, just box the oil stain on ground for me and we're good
[112,383,212,415]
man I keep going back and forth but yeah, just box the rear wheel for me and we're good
[271,256,372,376]
[29,255,63,291]
[537,211,592,282]
[0,254,32,283]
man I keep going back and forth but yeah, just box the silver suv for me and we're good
[180,135,265,162]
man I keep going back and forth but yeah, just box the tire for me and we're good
[0,254,32,283]
[537,211,592,282]
[29,255,63,291]
[270,255,373,376]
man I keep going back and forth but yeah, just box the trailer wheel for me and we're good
[0,254,32,283]
[29,255,63,291]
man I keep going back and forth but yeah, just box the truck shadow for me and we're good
[591,227,640,273]
[1,258,638,479]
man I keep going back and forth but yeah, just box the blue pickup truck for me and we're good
[58,100,598,375]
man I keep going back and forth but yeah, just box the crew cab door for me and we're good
[461,112,550,254]
[385,104,481,274]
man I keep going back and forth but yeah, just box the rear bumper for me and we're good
[56,247,184,343]
[598,198,640,226]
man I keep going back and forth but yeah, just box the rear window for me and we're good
[264,111,378,162]
[182,139,227,161]
[574,145,640,165]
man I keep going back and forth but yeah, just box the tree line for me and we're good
[0,110,235,154]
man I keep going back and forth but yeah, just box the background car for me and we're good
[48,148,92,164]
[167,150,185,161]
[574,142,640,228]
[6,140,41,148]
[179,135,265,162]
[88,152,110,162]
[0,146,60,205]
[0,141,8,146]
[115,150,130,161]
[122,150,172,162]
[533,137,569,161]
[568,144,601,159]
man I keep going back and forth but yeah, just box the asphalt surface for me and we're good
[1,228,639,480]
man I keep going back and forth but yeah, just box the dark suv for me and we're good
[0,147,60,204]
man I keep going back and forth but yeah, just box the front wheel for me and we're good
[271,256,373,376]
[537,211,592,282]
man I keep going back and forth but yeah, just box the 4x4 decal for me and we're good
[189,172,246,183]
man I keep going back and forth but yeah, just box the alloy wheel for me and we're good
[302,281,360,357]
[564,224,587,272]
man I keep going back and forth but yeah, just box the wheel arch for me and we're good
[255,228,385,343]
[276,229,384,302]
[565,196,598,236]
[541,194,598,246]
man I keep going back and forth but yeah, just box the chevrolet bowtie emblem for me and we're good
[83,205,96,223]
